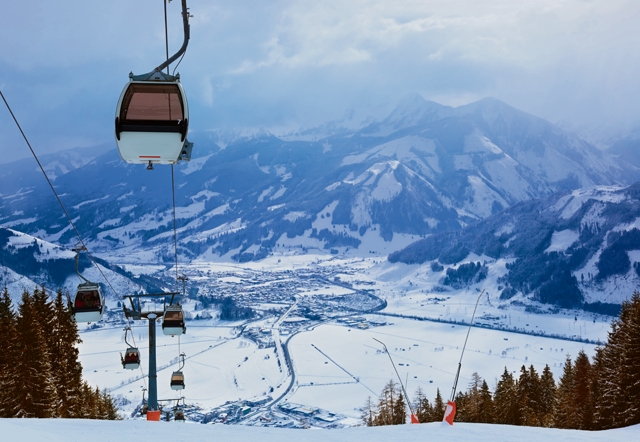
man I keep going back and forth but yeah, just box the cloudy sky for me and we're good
[1,0,639,163]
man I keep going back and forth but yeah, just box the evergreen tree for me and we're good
[413,387,434,423]
[14,289,56,418]
[0,287,19,417]
[595,291,640,428]
[478,379,494,423]
[554,356,576,429]
[373,380,398,426]
[573,350,594,430]
[101,389,120,420]
[392,392,406,425]
[359,396,376,426]
[591,347,606,430]
[493,367,519,425]
[51,289,84,418]
[432,388,445,422]
[539,364,556,427]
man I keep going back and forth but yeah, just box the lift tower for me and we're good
[123,292,182,421]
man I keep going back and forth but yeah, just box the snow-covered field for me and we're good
[0,418,636,442]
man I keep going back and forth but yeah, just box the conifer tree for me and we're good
[539,364,556,427]
[493,367,519,425]
[51,289,84,418]
[359,396,376,426]
[392,392,406,425]
[413,387,433,423]
[0,287,19,417]
[573,350,594,430]
[432,388,445,422]
[478,379,494,423]
[14,289,56,418]
[554,356,576,429]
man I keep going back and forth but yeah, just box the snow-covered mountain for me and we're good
[390,183,640,311]
[2,95,639,266]
[0,227,162,301]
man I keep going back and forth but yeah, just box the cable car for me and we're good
[162,305,186,336]
[122,347,140,370]
[170,371,185,390]
[67,245,105,323]
[175,408,185,422]
[71,283,105,323]
[121,327,140,370]
[115,72,192,168]
[114,0,193,169]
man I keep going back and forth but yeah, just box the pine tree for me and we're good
[539,364,556,427]
[101,389,120,420]
[493,367,519,425]
[392,392,406,425]
[517,365,540,426]
[359,396,376,426]
[554,356,576,429]
[595,291,640,428]
[590,347,606,430]
[573,350,594,430]
[413,387,433,423]
[432,388,445,422]
[478,379,494,423]
[374,380,398,426]
[51,289,84,418]
[0,287,19,417]
[14,289,56,418]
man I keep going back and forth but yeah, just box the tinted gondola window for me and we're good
[121,84,184,122]
[75,290,101,309]
[165,310,183,321]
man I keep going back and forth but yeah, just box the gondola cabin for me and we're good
[115,71,191,166]
[71,283,105,323]
[122,347,140,370]
[175,408,185,422]
[170,371,185,390]
[162,306,186,336]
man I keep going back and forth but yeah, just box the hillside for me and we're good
[389,183,640,311]
[1,96,638,266]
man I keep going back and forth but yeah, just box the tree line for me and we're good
[0,286,119,419]
[361,290,640,430]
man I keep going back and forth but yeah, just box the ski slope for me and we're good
[0,418,636,442]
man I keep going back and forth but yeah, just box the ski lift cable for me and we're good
[164,0,181,293]
[0,91,124,304]
[1,89,148,388]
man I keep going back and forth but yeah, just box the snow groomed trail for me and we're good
[0,419,637,442]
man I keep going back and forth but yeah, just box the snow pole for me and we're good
[373,338,419,424]
[444,288,485,425]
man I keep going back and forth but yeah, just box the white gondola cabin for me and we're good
[115,71,192,167]
[170,371,185,390]
[71,282,105,323]
[122,347,140,370]
[162,305,186,336]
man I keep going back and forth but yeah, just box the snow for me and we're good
[181,154,213,175]
[99,218,121,228]
[270,187,287,200]
[544,230,580,254]
[0,419,637,442]
[284,212,309,222]
[72,195,110,209]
